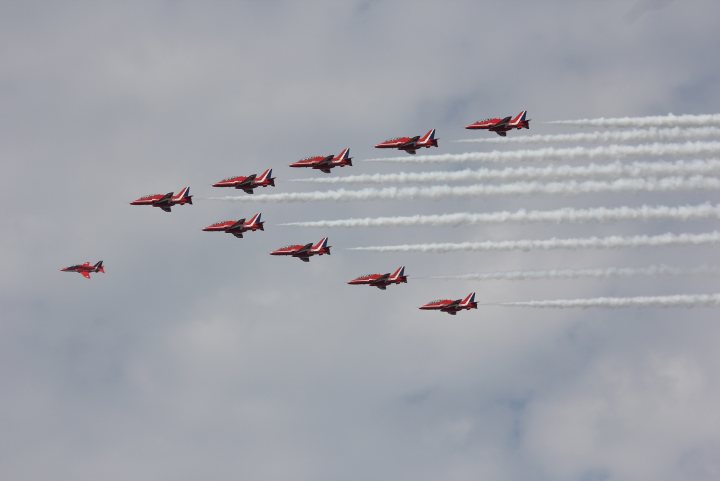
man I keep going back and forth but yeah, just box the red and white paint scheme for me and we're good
[61,260,105,279]
[289,148,352,174]
[419,292,477,315]
[348,266,407,290]
[466,111,530,136]
[130,187,193,212]
[202,213,264,238]
[270,237,331,262]
[212,169,275,194]
[375,129,438,155]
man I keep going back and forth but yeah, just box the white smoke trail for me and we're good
[279,203,720,228]
[347,231,720,253]
[210,176,720,203]
[426,264,720,281]
[289,159,720,185]
[494,293,720,308]
[547,113,720,128]
[363,141,720,164]
[454,127,720,145]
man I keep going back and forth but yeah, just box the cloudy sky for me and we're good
[2,1,720,480]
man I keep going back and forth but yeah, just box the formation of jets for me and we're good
[465,110,530,136]
[65,113,530,314]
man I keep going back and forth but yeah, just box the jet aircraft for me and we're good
[347,266,407,290]
[270,237,331,262]
[61,260,105,279]
[419,292,477,315]
[289,148,352,173]
[375,129,438,154]
[465,111,530,136]
[212,169,275,194]
[203,213,264,238]
[130,187,192,212]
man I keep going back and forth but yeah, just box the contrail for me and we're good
[278,203,720,228]
[210,176,720,203]
[453,127,720,145]
[289,159,720,185]
[363,141,720,164]
[547,113,720,128]
[492,293,720,308]
[425,264,720,281]
[347,231,720,253]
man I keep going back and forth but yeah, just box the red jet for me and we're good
[289,148,352,173]
[465,111,530,136]
[375,129,438,155]
[130,187,192,212]
[271,237,331,262]
[419,292,477,315]
[61,260,105,279]
[203,213,264,238]
[212,169,275,194]
[348,266,407,290]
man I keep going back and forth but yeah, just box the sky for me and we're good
[1,1,720,480]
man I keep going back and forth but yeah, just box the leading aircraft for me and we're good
[130,187,192,212]
[419,292,477,315]
[212,169,275,194]
[465,111,530,136]
[289,148,352,173]
[61,260,105,279]
[347,266,407,290]
[375,129,438,154]
[270,237,331,262]
[203,213,264,238]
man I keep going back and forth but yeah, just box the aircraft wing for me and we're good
[232,232,244,238]
[298,256,310,262]
[491,116,512,129]
[398,136,420,149]
[80,271,91,279]
[369,274,390,285]
[159,206,172,212]
[154,192,174,205]
[495,131,507,137]
[228,219,246,230]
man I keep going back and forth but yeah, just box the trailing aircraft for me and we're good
[130,187,192,212]
[289,148,352,173]
[202,213,264,238]
[375,129,438,154]
[419,292,477,315]
[347,266,407,290]
[270,237,331,262]
[465,111,530,136]
[212,169,275,194]
[61,260,104,279]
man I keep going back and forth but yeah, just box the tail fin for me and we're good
[173,187,192,203]
[460,292,476,307]
[419,129,435,142]
[247,213,262,226]
[510,110,527,126]
[312,237,329,252]
[390,266,405,281]
[333,148,351,164]
[94,260,105,273]
[257,169,272,182]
